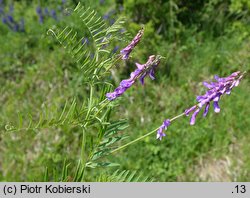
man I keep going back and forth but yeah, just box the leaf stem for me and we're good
[111,127,158,154]
[84,84,94,128]
[105,55,122,71]
[111,111,187,154]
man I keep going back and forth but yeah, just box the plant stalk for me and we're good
[111,111,187,154]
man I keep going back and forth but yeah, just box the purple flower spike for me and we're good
[185,71,245,125]
[157,119,171,140]
[120,27,144,60]
[106,55,161,101]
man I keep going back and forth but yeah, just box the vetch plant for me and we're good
[106,55,162,101]
[105,27,162,101]
[184,71,245,125]
[157,71,246,140]
[4,1,247,181]
[110,71,246,154]
[156,119,171,140]
[5,2,151,181]
[120,27,144,60]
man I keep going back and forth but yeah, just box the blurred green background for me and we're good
[0,0,249,181]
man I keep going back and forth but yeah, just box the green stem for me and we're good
[170,112,186,122]
[93,99,110,117]
[84,84,94,128]
[105,55,122,71]
[80,127,86,164]
[111,111,187,154]
[111,127,159,154]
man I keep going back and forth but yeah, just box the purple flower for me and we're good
[112,46,119,54]
[2,17,8,24]
[44,8,49,16]
[36,6,44,23]
[185,105,197,116]
[50,9,57,20]
[120,28,144,60]
[103,14,109,20]
[2,16,12,30]
[190,108,201,125]
[36,6,42,14]
[157,119,171,140]
[139,60,159,85]
[2,16,16,31]
[185,71,245,125]
[7,15,14,23]
[106,55,161,101]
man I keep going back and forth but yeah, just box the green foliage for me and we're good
[44,161,152,182]
[97,169,153,182]
[0,0,250,182]
[1,1,133,181]
[47,3,127,76]
[123,0,250,39]
[44,160,85,182]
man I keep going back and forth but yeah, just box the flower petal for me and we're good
[129,69,141,80]
[120,80,134,88]
[190,108,201,125]
[156,131,166,140]
[135,63,144,70]
[163,119,171,128]
[185,105,197,116]
[106,92,117,101]
[213,101,220,113]
[139,72,147,85]
[120,28,144,60]
[203,102,210,117]
[203,82,214,89]
[226,89,231,95]
[196,95,206,102]
[149,68,155,80]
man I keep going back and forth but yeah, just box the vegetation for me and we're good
[0,0,249,181]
